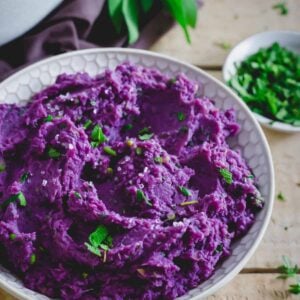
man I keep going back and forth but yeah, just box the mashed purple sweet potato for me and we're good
[0,63,263,300]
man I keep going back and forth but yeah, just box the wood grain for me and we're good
[209,274,300,299]
[150,0,300,67]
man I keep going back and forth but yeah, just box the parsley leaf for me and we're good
[136,189,152,206]
[0,163,5,173]
[273,2,288,15]
[30,254,36,265]
[83,119,92,130]
[278,256,299,279]
[228,43,300,126]
[277,192,285,202]
[20,172,30,183]
[177,112,186,122]
[85,225,113,257]
[289,283,300,295]
[43,115,53,122]
[219,168,233,184]
[1,192,27,209]
[9,233,16,240]
[103,146,117,156]
[138,127,153,141]
[154,156,163,164]
[91,125,107,147]
[48,147,61,159]
[178,186,191,197]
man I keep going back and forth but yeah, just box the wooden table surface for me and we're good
[1,0,300,299]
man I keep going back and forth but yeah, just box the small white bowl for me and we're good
[223,31,300,133]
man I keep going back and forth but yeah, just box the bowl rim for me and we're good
[0,47,275,300]
[222,30,300,133]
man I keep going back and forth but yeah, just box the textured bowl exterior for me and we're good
[0,48,274,300]
[223,30,300,133]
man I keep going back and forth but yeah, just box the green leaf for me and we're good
[43,115,53,122]
[184,0,197,28]
[219,168,233,184]
[277,255,299,279]
[85,242,101,257]
[277,192,285,202]
[103,146,117,156]
[177,112,186,122]
[163,0,197,43]
[48,147,61,159]
[273,2,288,15]
[140,0,154,12]
[122,0,139,44]
[154,156,163,164]
[89,225,109,247]
[1,192,27,209]
[9,233,16,240]
[289,283,300,295]
[20,172,30,183]
[91,125,107,147]
[0,163,5,173]
[30,254,36,265]
[83,119,92,130]
[138,127,153,140]
[108,0,124,33]
[178,186,191,197]
[136,189,152,206]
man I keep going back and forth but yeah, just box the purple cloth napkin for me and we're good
[0,0,173,80]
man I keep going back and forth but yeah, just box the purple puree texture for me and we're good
[0,63,263,300]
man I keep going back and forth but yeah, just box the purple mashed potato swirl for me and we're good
[0,63,263,299]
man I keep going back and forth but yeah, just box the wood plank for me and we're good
[150,0,300,67]
[1,274,299,300]
[209,274,299,299]
[207,70,300,269]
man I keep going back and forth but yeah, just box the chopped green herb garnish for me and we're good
[154,156,163,164]
[178,186,191,197]
[277,192,285,202]
[30,254,36,265]
[289,283,300,294]
[91,125,107,147]
[18,192,27,207]
[136,189,152,206]
[177,112,186,122]
[273,2,288,15]
[20,172,30,183]
[248,174,254,179]
[135,147,142,155]
[85,225,112,257]
[48,147,61,159]
[0,163,6,173]
[215,42,232,50]
[122,123,133,131]
[228,42,300,126]
[74,192,81,199]
[82,272,88,279]
[168,78,177,85]
[278,256,299,279]
[85,242,101,257]
[219,168,233,184]
[9,233,16,240]
[43,115,53,122]
[83,119,92,130]
[103,146,117,156]
[138,127,153,141]
[1,192,27,209]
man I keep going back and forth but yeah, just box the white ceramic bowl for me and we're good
[0,48,274,300]
[223,30,300,133]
